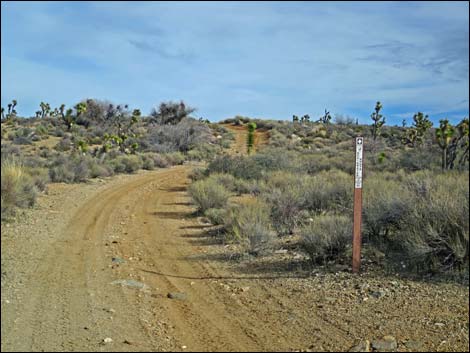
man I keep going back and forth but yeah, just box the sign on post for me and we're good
[352,137,364,273]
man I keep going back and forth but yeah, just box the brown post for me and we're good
[352,137,364,273]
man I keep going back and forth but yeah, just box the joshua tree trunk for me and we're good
[442,147,447,170]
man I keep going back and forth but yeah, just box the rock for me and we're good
[274,249,288,254]
[111,279,147,289]
[111,257,126,264]
[123,339,132,345]
[369,289,386,299]
[167,292,187,301]
[434,322,445,327]
[349,340,370,352]
[371,336,397,351]
[103,337,113,344]
[181,345,187,349]
[404,340,422,350]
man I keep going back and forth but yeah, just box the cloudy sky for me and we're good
[1,1,468,125]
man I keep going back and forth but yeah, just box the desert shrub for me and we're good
[363,170,469,274]
[72,158,91,182]
[304,170,353,212]
[189,177,229,212]
[188,167,207,181]
[49,162,75,183]
[13,136,33,145]
[164,151,185,166]
[209,173,238,192]
[152,153,170,168]
[53,126,66,137]
[224,199,274,255]
[35,124,49,136]
[363,175,413,250]
[111,155,143,174]
[48,155,97,182]
[262,172,306,235]
[1,158,37,219]
[55,137,73,152]
[399,171,469,273]
[141,153,156,170]
[145,118,212,153]
[398,148,440,171]
[38,147,54,159]
[204,208,226,225]
[207,155,263,180]
[28,167,50,192]
[1,144,21,160]
[89,163,113,178]
[300,214,352,264]
[187,143,219,161]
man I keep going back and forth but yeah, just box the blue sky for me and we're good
[1,1,469,125]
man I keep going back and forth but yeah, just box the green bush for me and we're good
[300,214,352,264]
[188,177,229,212]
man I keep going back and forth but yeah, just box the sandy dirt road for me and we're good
[1,166,347,352]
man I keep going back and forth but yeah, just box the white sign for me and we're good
[355,137,363,188]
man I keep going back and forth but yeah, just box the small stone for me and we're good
[371,336,397,351]
[103,337,113,344]
[404,340,422,350]
[181,345,187,349]
[111,279,147,290]
[274,249,288,254]
[435,322,445,327]
[349,340,370,352]
[111,257,126,264]
[123,339,132,345]
[167,292,187,301]
[369,290,386,299]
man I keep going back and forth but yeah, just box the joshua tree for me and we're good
[319,109,331,124]
[39,102,51,118]
[1,107,4,120]
[301,114,311,123]
[442,117,470,170]
[436,119,455,170]
[247,122,257,154]
[402,112,432,147]
[75,102,87,117]
[292,115,299,123]
[370,101,385,141]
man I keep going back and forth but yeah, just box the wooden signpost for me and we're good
[352,137,364,273]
